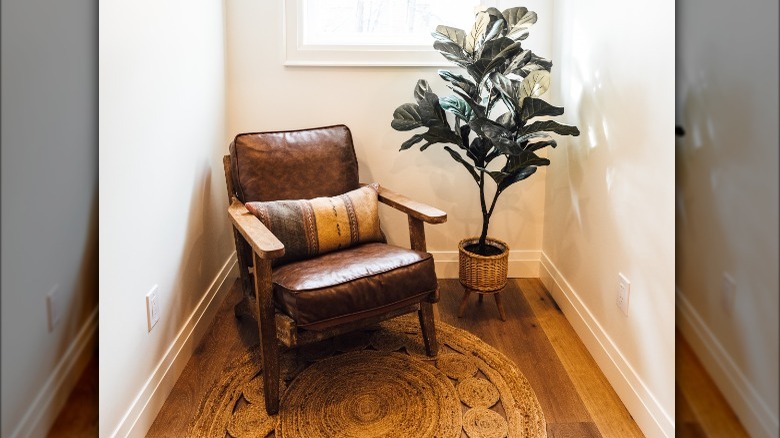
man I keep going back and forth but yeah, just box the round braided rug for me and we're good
[188,314,546,437]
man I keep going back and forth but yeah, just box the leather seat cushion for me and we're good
[272,242,437,330]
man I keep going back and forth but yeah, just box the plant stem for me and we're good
[478,171,489,253]
[478,182,502,254]
[487,188,501,218]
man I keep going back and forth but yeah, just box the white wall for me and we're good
[540,0,675,437]
[226,0,553,277]
[99,0,234,435]
[1,0,98,436]
[676,0,779,436]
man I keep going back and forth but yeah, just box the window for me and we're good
[284,0,496,66]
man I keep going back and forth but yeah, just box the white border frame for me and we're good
[284,0,493,67]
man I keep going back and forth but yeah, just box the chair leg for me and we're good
[254,254,280,415]
[418,301,438,356]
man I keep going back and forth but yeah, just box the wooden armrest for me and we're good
[375,186,447,224]
[228,199,285,259]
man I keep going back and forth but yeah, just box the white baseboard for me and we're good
[431,249,540,279]
[540,253,673,438]
[110,254,238,438]
[9,307,98,438]
[676,289,779,438]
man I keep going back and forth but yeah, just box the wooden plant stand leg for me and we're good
[478,293,484,303]
[457,289,471,318]
[494,292,507,321]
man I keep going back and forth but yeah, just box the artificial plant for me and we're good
[391,6,580,255]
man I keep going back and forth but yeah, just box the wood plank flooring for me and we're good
[46,349,98,437]
[45,277,750,437]
[147,278,641,436]
[675,331,748,437]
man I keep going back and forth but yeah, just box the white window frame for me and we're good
[284,0,504,67]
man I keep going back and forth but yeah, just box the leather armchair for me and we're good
[223,125,446,414]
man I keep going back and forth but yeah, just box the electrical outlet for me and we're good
[146,285,160,331]
[616,273,630,316]
[46,284,62,332]
[721,272,736,313]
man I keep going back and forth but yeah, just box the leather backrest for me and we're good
[229,125,360,202]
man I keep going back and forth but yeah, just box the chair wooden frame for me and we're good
[223,155,447,414]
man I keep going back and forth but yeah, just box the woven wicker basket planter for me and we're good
[458,237,509,293]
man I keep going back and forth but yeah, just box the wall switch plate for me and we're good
[46,284,62,332]
[616,273,630,316]
[721,272,736,313]
[146,285,160,331]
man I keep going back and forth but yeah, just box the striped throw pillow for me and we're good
[245,184,383,264]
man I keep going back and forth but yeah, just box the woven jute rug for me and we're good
[188,314,546,438]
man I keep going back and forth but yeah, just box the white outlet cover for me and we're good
[617,273,630,316]
[721,272,736,313]
[46,284,62,332]
[147,285,160,331]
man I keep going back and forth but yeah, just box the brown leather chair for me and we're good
[223,125,446,414]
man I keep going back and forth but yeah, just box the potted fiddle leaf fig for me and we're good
[391,6,579,295]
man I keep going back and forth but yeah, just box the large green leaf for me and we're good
[416,128,461,151]
[460,124,472,146]
[525,139,557,152]
[502,7,537,40]
[496,111,516,130]
[520,97,564,122]
[519,54,553,77]
[433,25,467,49]
[465,10,491,54]
[439,95,473,121]
[400,134,425,150]
[424,122,462,147]
[521,120,580,137]
[484,169,509,186]
[488,72,518,113]
[391,103,423,131]
[467,136,492,165]
[516,131,552,144]
[438,70,479,100]
[503,49,532,76]
[480,16,506,53]
[470,37,522,81]
[506,151,550,172]
[478,37,515,62]
[517,70,550,105]
[433,40,471,67]
[443,146,480,182]
[485,40,523,75]
[414,79,432,104]
[498,166,537,192]
[471,119,520,154]
[452,88,485,119]
[418,91,447,125]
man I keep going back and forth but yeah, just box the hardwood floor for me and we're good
[44,278,750,437]
[675,331,748,437]
[47,349,98,437]
[147,278,642,437]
